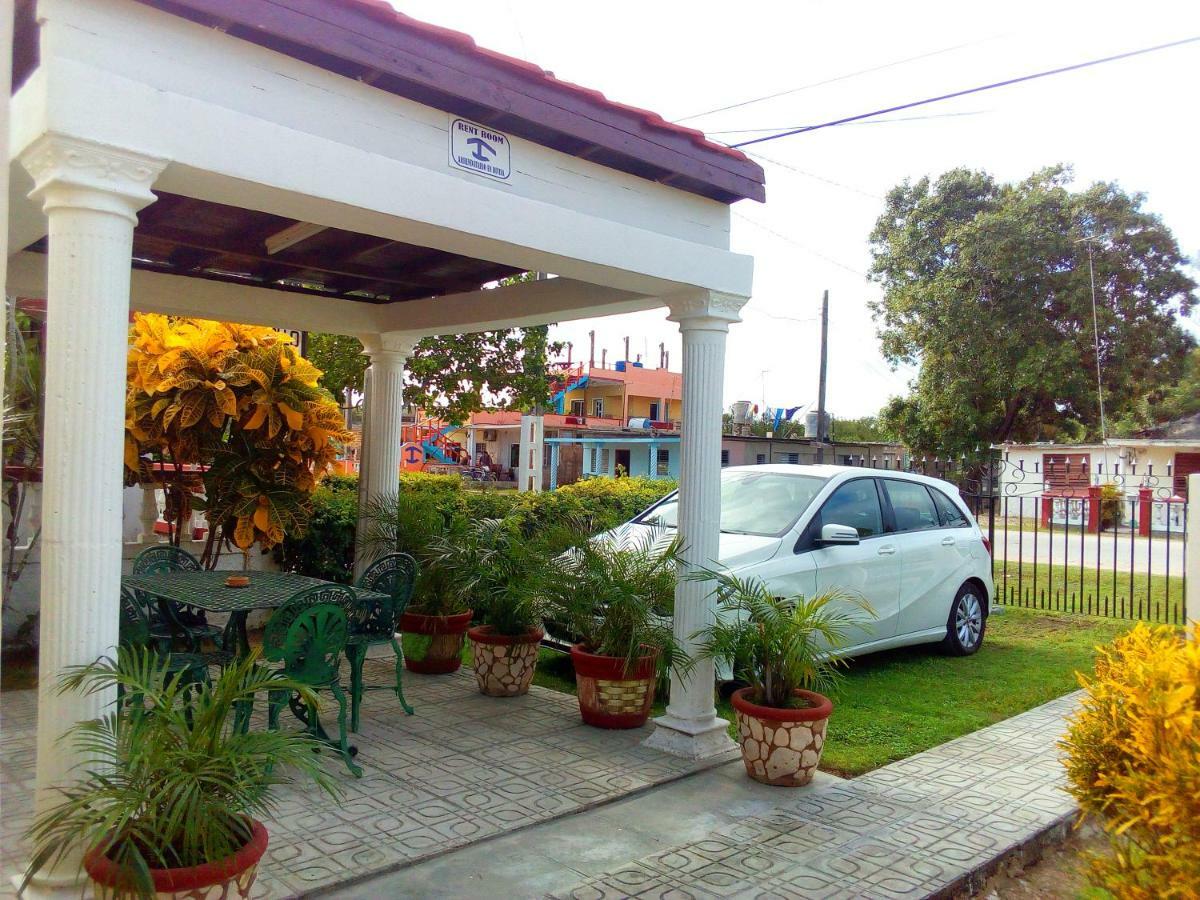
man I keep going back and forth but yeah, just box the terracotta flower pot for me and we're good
[84,819,268,899]
[399,610,473,674]
[570,644,658,729]
[730,687,832,786]
[468,625,543,697]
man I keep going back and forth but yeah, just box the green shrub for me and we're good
[274,484,358,583]
[277,473,676,579]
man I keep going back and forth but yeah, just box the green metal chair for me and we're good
[346,553,418,732]
[130,545,225,651]
[261,585,361,777]
[118,586,217,701]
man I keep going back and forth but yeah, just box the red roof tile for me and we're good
[135,0,765,203]
[341,0,751,164]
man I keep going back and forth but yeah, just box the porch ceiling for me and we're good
[24,190,523,304]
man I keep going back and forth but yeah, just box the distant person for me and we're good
[477,448,493,469]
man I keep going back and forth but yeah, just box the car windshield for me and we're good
[636,470,827,537]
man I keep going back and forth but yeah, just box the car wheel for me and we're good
[942,583,986,656]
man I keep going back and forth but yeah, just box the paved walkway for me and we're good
[322,693,1081,899]
[0,659,729,899]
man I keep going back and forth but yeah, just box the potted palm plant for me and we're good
[363,492,472,674]
[433,515,548,697]
[692,570,873,786]
[21,648,339,899]
[545,528,687,729]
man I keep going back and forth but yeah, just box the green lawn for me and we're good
[519,608,1136,778]
[992,561,1184,624]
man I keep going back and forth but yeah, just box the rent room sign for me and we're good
[448,118,512,181]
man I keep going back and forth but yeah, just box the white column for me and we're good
[1187,474,1199,640]
[354,332,417,577]
[549,442,560,490]
[517,414,545,493]
[19,134,166,893]
[137,482,161,543]
[645,290,746,759]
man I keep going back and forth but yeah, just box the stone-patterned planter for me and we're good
[570,644,658,729]
[84,818,267,898]
[399,610,473,674]
[468,625,543,697]
[730,687,832,787]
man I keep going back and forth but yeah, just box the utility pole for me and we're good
[624,336,630,364]
[588,330,595,368]
[816,290,829,464]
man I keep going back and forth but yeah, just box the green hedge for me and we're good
[275,473,676,582]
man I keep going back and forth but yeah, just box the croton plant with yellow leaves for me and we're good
[1060,623,1200,898]
[125,314,352,564]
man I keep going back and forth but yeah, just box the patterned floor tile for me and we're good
[0,660,725,899]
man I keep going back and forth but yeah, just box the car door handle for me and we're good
[941,537,956,546]
[877,546,897,556]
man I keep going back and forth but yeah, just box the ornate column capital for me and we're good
[359,331,421,361]
[664,289,748,331]
[20,134,166,222]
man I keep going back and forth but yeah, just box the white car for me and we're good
[619,464,993,660]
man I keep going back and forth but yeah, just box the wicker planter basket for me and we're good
[570,644,658,729]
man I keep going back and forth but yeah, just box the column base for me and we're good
[642,712,736,760]
[11,869,90,899]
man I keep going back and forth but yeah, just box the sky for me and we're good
[398,0,1200,419]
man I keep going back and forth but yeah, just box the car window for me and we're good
[883,480,940,532]
[637,470,826,537]
[814,479,883,538]
[929,487,970,528]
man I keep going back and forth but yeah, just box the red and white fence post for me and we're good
[1187,474,1199,639]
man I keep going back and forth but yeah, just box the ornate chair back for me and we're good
[353,553,418,639]
[263,586,353,686]
[131,545,203,575]
[118,587,152,648]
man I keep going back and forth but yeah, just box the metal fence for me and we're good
[855,453,1188,625]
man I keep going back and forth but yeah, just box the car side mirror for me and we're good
[819,523,860,545]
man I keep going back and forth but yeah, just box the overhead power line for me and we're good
[672,36,1003,123]
[733,212,868,278]
[706,109,990,135]
[732,35,1200,148]
[746,151,883,200]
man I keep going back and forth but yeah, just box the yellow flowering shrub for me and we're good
[125,314,352,556]
[1060,623,1200,898]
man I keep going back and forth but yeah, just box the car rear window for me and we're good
[883,479,939,532]
[930,487,970,528]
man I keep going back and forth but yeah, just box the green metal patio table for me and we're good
[121,571,390,659]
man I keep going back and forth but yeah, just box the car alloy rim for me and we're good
[956,592,983,648]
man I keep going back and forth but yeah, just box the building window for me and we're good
[648,402,659,420]
[570,399,585,417]
[842,455,854,466]
[720,449,730,467]
[589,447,598,472]
[656,447,670,477]
[592,398,605,418]
[600,448,611,473]
[786,452,800,465]
[509,443,520,470]
[756,453,767,465]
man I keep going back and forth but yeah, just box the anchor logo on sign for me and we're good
[466,137,497,163]
[403,445,424,466]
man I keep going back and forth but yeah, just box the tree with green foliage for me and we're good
[1111,346,1200,436]
[831,415,891,443]
[870,165,1196,457]
[305,276,561,423]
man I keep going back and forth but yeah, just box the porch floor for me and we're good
[0,655,733,898]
